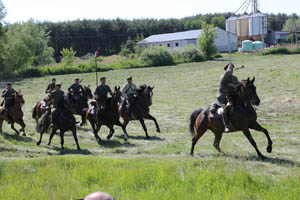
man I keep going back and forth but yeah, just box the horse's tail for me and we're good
[32,103,38,120]
[36,112,50,133]
[80,108,88,126]
[189,108,203,137]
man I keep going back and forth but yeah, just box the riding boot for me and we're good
[222,105,232,133]
[6,108,12,124]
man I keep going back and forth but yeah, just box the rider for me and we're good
[1,83,15,124]
[121,76,137,113]
[94,77,113,116]
[68,78,84,103]
[217,63,240,133]
[45,78,56,94]
[49,83,66,125]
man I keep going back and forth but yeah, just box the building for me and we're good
[137,28,238,52]
[268,31,291,45]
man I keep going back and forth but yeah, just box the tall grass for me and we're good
[0,156,299,200]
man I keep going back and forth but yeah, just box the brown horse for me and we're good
[120,85,160,138]
[189,78,273,160]
[36,105,80,150]
[81,86,128,143]
[0,91,26,136]
[32,99,48,124]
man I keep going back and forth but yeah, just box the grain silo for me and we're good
[226,15,238,35]
[236,14,250,38]
[249,12,267,41]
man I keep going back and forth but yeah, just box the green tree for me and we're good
[120,38,136,57]
[198,22,217,60]
[3,20,54,73]
[60,47,76,66]
[283,18,300,31]
[0,0,6,72]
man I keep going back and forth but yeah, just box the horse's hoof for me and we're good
[77,147,81,151]
[107,134,113,140]
[190,153,194,157]
[37,142,41,146]
[267,146,272,153]
[156,129,161,133]
[259,155,267,160]
[23,133,26,137]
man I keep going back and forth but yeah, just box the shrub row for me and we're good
[261,47,300,55]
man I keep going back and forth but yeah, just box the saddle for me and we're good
[209,103,224,119]
[0,106,5,113]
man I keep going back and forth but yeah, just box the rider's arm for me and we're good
[68,84,73,92]
[45,85,50,93]
[2,90,8,98]
[108,86,113,96]
[121,84,128,98]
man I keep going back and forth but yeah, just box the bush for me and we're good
[198,22,217,60]
[140,46,174,66]
[261,47,291,55]
[290,48,300,54]
[60,47,76,65]
[173,45,204,63]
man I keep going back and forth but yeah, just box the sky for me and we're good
[2,0,300,23]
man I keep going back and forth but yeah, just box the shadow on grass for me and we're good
[115,134,165,141]
[52,146,93,155]
[1,132,35,143]
[223,153,300,167]
[98,139,136,148]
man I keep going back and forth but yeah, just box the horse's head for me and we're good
[147,86,154,106]
[113,86,122,103]
[15,90,25,106]
[83,85,93,99]
[240,77,260,106]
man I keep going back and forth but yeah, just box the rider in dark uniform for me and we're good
[217,64,240,133]
[49,83,66,125]
[68,78,84,103]
[94,77,113,119]
[45,78,56,94]
[1,83,15,124]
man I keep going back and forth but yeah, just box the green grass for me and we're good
[1,53,300,199]
[0,156,299,200]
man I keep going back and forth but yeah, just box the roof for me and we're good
[138,29,203,44]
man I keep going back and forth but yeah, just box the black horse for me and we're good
[81,86,128,143]
[119,85,160,138]
[189,77,273,159]
[67,85,93,118]
[36,105,80,150]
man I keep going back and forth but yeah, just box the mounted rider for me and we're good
[1,83,15,124]
[217,63,240,133]
[94,77,113,115]
[121,76,137,113]
[68,78,84,103]
[49,83,67,125]
[45,78,56,94]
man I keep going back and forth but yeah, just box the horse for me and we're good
[67,85,93,117]
[32,99,48,124]
[0,91,26,136]
[189,77,273,160]
[81,86,128,143]
[36,104,80,150]
[119,85,160,138]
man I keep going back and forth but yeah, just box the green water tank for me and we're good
[242,40,253,52]
[253,41,264,51]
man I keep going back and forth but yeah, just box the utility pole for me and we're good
[294,19,298,48]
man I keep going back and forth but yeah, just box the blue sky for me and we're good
[2,0,300,23]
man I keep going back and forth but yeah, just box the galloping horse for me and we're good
[67,85,93,116]
[81,86,128,143]
[32,99,48,124]
[0,91,26,136]
[120,85,160,138]
[36,105,80,150]
[189,78,273,159]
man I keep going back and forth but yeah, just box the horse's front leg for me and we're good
[16,119,26,136]
[249,121,272,153]
[145,114,160,133]
[11,121,20,135]
[116,120,128,141]
[0,119,3,133]
[242,129,266,160]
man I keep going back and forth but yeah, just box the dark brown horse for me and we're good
[0,91,26,136]
[189,78,273,159]
[120,85,160,138]
[81,86,128,143]
[36,105,80,150]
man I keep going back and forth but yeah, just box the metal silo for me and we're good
[226,15,238,35]
[249,12,267,36]
[237,14,250,37]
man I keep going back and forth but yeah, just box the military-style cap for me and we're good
[127,76,132,80]
[52,78,56,81]
[75,78,80,81]
[55,83,62,87]
[100,77,106,80]
[224,63,235,71]
[6,82,12,86]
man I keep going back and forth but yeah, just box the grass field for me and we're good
[0,54,300,199]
